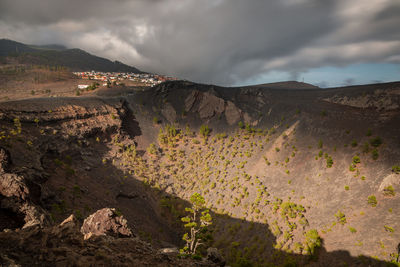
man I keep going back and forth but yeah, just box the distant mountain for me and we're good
[0,39,38,56]
[0,39,143,73]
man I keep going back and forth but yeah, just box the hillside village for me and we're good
[73,71,178,87]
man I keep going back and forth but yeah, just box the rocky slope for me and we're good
[1,80,400,266]
[0,210,214,267]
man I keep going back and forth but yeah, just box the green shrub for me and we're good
[245,123,254,133]
[348,227,357,233]
[344,185,349,191]
[238,121,244,129]
[362,142,370,153]
[384,225,394,232]
[392,165,400,174]
[54,158,64,166]
[318,140,323,149]
[166,124,177,137]
[304,229,322,257]
[351,140,358,147]
[372,149,379,160]
[383,185,395,196]
[199,125,211,138]
[370,137,382,147]
[352,156,361,164]
[210,182,216,189]
[349,164,356,172]
[366,129,372,136]
[335,210,346,225]
[367,195,377,207]
[326,157,333,168]
[147,143,157,155]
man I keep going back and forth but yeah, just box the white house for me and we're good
[78,85,89,90]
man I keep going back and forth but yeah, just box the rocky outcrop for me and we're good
[224,101,241,125]
[0,148,49,230]
[0,98,124,139]
[185,90,225,120]
[81,208,133,240]
[185,90,245,125]
[161,103,177,123]
[207,247,226,266]
[0,147,11,172]
[198,92,225,119]
[185,90,199,112]
[323,89,400,111]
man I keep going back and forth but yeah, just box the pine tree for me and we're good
[181,193,212,255]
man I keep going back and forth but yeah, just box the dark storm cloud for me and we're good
[0,0,399,85]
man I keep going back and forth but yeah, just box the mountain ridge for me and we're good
[0,39,143,73]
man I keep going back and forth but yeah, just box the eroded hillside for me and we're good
[0,81,400,266]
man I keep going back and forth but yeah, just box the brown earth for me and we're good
[0,79,400,266]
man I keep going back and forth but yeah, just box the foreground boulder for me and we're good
[80,208,133,240]
[207,247,226,267]
[0,213,216,266]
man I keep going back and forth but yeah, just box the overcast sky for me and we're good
[1,0,400,87]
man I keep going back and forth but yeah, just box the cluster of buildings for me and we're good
[73,71,178,87]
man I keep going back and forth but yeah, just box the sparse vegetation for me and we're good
[367,195,377,207]
[147,143,157,155]
[1,68,400,266]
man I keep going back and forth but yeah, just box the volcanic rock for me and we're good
[80,208,133,240]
